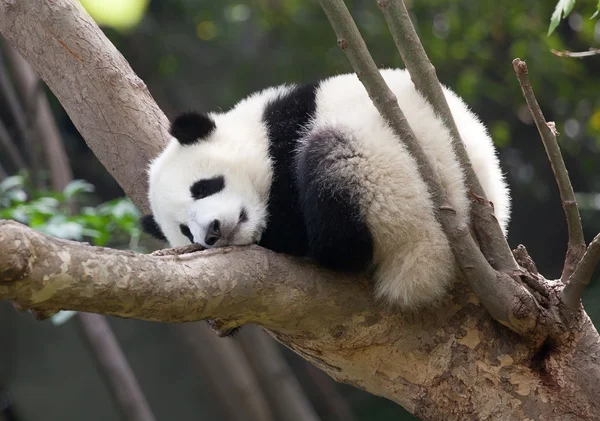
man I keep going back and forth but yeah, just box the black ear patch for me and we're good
[190,176,225,200]
[140,214,167,241]
[170,111,216,145]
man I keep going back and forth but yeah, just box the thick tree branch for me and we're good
[563,234,600,309]
[512,58,586,281]
[0,219,371,332]
[0,0,169,213]
[376,0,517,272]
[319,0,542,338]
[3,218,600,420]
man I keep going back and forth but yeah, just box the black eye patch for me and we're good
[190,176,225,200]
[179,224,194,243]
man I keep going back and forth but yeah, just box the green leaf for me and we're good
[63,179,95,200]
[0,175,25,193]
[40,216,84,240]
[549,0,576,35]
[592,1,600,19]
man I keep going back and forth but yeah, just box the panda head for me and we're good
[141,111,271,249]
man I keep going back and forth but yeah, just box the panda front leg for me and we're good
[294,128,374,274]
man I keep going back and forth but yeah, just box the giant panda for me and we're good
[141,68,510,308]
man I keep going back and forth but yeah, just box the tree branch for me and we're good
[376,0,517,272]
[3,43,73,191]
[0,50,41,187]
[563,233,600,308]
[0,219,371,332]
[236,325,320,421]
[512,58,586,281]
[0,160,7,180]
[76,313,156,421]
[175,323,275,421]
[319,0,543,338]
[0,118,26,170]
[0,0,169,213]
[551,48,600,58]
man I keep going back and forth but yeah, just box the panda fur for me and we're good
[142,68,510,309]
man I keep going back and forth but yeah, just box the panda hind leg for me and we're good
[295,128,374,273]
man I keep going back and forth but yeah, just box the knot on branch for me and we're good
[0,220,32,283]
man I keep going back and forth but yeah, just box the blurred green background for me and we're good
[1,0,599,420]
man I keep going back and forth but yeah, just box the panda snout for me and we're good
[205,219,221,246]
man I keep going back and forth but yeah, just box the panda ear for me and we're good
[170,111,216,145]
[140,214,167,241]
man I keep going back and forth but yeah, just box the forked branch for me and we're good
[563,233,600,308]
[512,58,586,281]
[319,0,544,338]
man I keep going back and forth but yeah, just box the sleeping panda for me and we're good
[141,68,510,308]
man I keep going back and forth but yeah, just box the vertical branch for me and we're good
[76,313,156,421]
[175,323,275,421]
[3,44,73,191]
[512,58,585,281]
[236,326,320,421]
[376,0,517,272]
[0,51,42,188]
[0,121,26,171]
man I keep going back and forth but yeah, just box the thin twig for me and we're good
[552,48,600,58]
[563,233,600,309]
[376,0,517,272]
[512,58,586,281]
[76,313,156,421]
[318,0,544,339]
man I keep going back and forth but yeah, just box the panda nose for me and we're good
[205,219,221,246]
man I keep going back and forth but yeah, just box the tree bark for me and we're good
[1,1,600,420]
